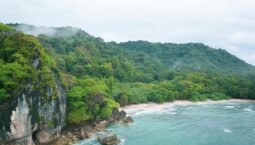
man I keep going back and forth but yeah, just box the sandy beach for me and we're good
[120,99,255,115]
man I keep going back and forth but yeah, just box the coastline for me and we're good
[51,99,255,145]
[120,99,255,115]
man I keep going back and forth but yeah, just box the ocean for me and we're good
[75,102,255,145]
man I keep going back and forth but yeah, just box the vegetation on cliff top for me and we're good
[0,23,57,103]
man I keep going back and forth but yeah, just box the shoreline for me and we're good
[120,99,255,115]
[52,99,254,145]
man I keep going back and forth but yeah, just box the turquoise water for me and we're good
[76,102,255,145]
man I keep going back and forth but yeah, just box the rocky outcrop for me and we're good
[110,108,133,124]
[49,109,134,145]
[111,109,126,122]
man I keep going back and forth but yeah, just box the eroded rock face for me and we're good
[8,95,35,145]
[10,95,31,138]
[0,79,66,145]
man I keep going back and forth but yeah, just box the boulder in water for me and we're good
[123,116,134,124]
[98,134,119,145]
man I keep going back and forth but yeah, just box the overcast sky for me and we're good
[0,0,255,65]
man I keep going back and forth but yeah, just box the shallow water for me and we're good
[76,102,255,145]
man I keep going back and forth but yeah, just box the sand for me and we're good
[120,99,255,115]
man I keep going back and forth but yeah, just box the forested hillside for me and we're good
[6,23,255,125]
[119,41,255,74]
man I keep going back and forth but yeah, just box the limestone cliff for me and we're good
[0,23,66,144]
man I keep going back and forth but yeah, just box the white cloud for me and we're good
[0,0,255,65]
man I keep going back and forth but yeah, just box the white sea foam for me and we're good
[223,128,231,133]
[153,110,168,115]
[133,110,155,116]
[169,112,177,115]
[119,138,126,145]
[168,107,177,111]
[224,106,235,109]
[133,110,165,116]
[167,107,178,115]
[243,108,253,112]
[132,106,177,116]
[157,111,177,115]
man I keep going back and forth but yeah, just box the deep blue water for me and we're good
[76,102,255,145]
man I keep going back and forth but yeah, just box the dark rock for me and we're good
[123,116,134,124]
[98,134,119,145]
[111,109,128,123]
[111,108,119,120]
[118,110,126,121]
